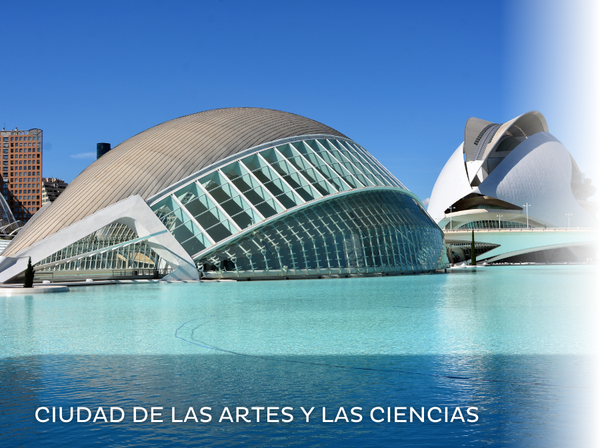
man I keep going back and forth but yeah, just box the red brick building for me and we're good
[1,127,43,222]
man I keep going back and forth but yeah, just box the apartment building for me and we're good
[1,127,43,222]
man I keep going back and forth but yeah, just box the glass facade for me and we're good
[149,138,409,255]
[37,222,160,273]
[148,136,445,278]
[32,136,446,280]
[197,190,445,279]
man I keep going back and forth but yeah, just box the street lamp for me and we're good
[448,206,455,230]
[566,212,572,229]
[496,214,503,229]
[522,203,531,229]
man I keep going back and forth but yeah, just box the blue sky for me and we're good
[1,1,593,203]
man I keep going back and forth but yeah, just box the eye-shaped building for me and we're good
[0,108,446,282]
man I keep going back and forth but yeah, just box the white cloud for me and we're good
[422,197,430,206]
[70,152,96,159]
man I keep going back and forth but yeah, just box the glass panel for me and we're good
[171,219,201,244]
[175,182,202,204]
[184,195,211,223]
[336,140,387,186]
[262,148,318,202]
[310,140,360,188]
[221,198,253,229]
[199,171,258,230]
[346,141,400,187]
[203,221,233,242]
[324,139,373,187]
[242,154,301,209]
[292,141,350,192]
[196,190,444,276]
[37,222,162,272]
[278,143,336,196]
[233,162,284,217]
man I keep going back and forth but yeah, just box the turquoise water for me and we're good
[0,266,597,446]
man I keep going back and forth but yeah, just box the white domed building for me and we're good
[428,111,598,263]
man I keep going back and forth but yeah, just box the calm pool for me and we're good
[0,266,597,446]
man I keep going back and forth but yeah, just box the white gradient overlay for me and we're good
[507,1,599,445]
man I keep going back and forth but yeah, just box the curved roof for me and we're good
[427,143,474,223]
[477,111,548,162]
[5,108,347,257]
[478,132,597,227]
[428,110,597,228]
[464,111,548,162]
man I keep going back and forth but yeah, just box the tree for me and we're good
[470,230,476,266]
[23,257,34,288]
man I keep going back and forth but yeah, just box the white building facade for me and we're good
[428,111,598,262]
[429,111,597,230]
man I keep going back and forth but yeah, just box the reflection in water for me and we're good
[0,266,597,446]
[0,354,594,447]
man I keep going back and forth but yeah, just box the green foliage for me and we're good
[470,230,476,266]
[23,257,34,288]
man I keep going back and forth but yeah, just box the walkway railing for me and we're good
[33,268,173,283]
[444,227,598,233]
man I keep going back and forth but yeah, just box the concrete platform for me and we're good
[0,285,70,295]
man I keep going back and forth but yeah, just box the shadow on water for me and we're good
[0,353,594,448]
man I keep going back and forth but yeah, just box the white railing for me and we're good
[444,227,598,233]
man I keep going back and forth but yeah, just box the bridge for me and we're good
[444,227,599,262]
